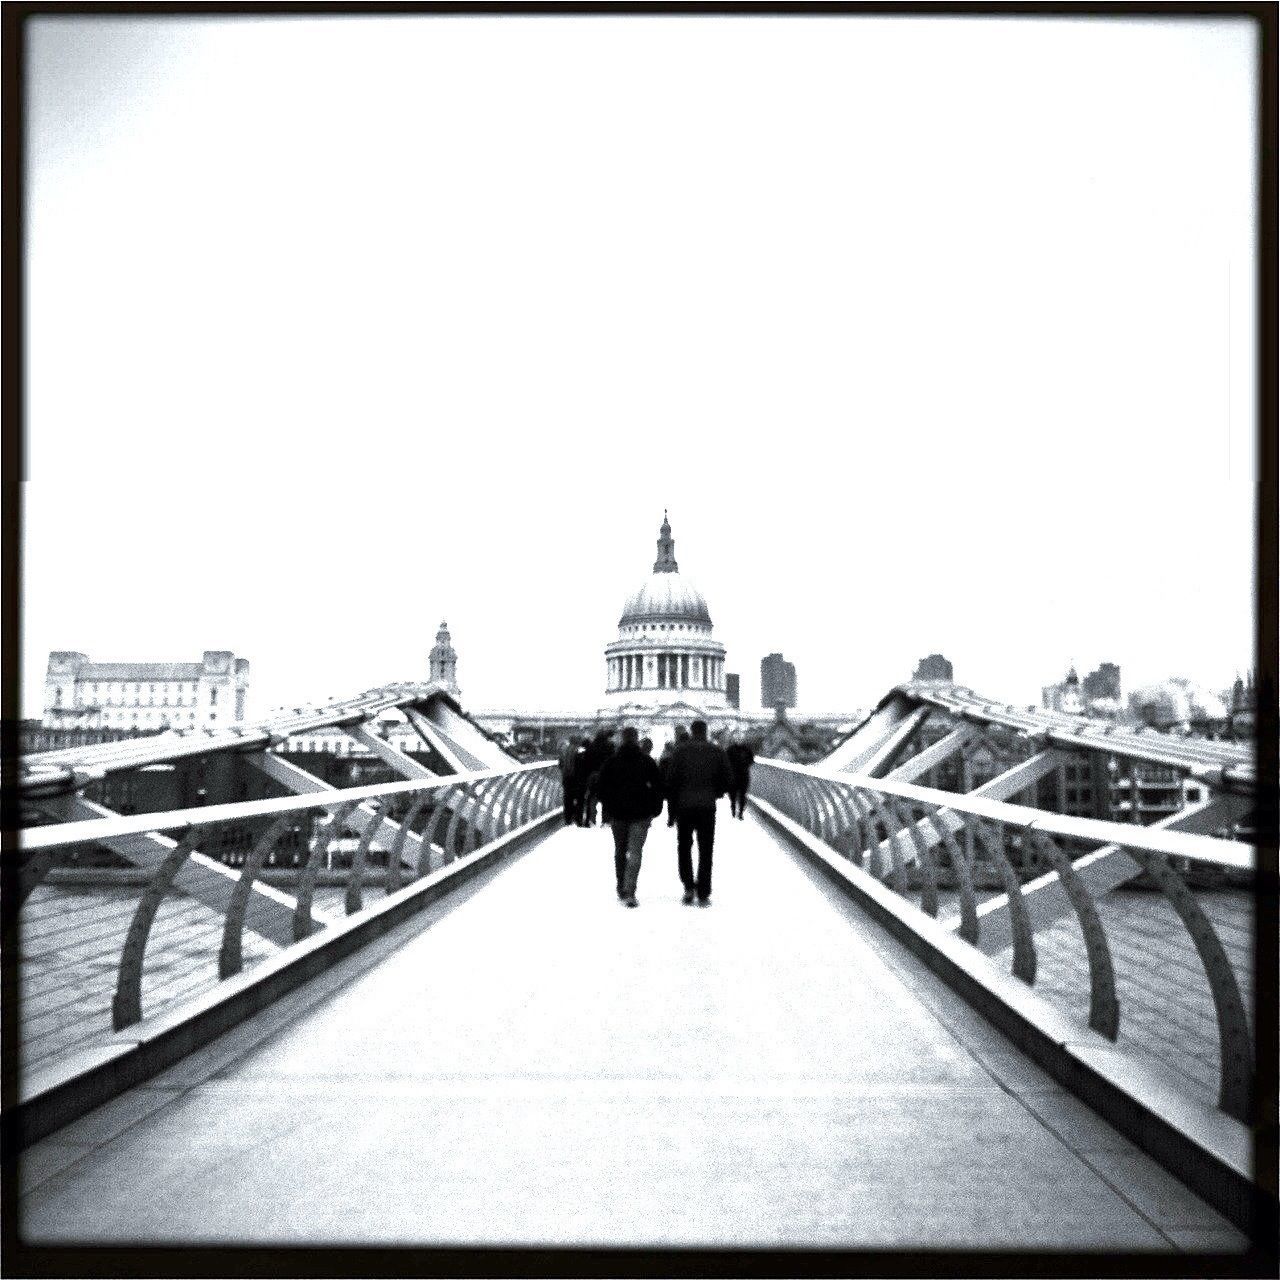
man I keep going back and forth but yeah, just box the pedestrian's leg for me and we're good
[676,813,695,896]
[695,808,716,902]
[623,820,649,900]
[610,820,628,897]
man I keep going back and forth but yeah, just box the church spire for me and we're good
[429,619,460,698]
[654,509,679,573]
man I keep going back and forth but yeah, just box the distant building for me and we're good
[1227,671,1256,740]
[1110,760,1209,825]
[912,653,954,682]
[725,673,740,709]
[600,513,732,739]
[761,653,797,713]
[43,650,249,731]
[1041,665,1085,715]
[429,621,461,699]
[1082,662,1121,703]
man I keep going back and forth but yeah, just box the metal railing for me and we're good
[13,763,561,1059]
[752,757,1256,1123]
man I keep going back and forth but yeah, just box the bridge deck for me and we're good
[20,815,1245,1251]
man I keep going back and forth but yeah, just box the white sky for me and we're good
[23,15,1259,718]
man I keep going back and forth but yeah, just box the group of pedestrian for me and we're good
[559,720,755,910]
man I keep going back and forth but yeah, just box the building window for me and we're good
[210,687,218,705]
[1186,787,1201,803]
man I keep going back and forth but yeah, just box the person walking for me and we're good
[659,725,690,828]
[596,726,665,908]
[559,737,583,826]
[726,735,755,819]
[563,735,591,827]
[664,719,733,906]
[582,729,615,827]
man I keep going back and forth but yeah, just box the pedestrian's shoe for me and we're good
[697,897,711,908]
[682,889,696,905]
[624,896,639,909]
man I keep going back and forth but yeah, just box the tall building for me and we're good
[1082,662,1121,703]
[43,650,249,731]
[761,653,797,712]
[428,620,461,699]
[912,653,954,682]
[601,513,730,727]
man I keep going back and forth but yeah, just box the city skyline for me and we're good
[21,16,1258,722]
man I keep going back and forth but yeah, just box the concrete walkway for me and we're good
[20,812,1247,1251]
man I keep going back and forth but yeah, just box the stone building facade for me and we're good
[43,650,249,731]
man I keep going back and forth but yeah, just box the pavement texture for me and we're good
[19,811,1249,1252]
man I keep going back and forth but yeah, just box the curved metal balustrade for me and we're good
[751,758,1256,1125]
[12,763,562,1073]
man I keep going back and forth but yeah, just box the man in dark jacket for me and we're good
[664,719,733,906]
[726,736,756,819]
[582,729,616,826]
[659,725,690,827]
[596,726,664,907]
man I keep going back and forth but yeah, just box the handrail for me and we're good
[759,757,1254,870]
[752,757,1255,1123]
[14,762,562,1058]
[16,762,552,852]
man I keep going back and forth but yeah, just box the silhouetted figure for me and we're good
[596,726,665,907]
[659,725,690,827]
[665,719,733,906]
[726,737,755,819]
[563,735,591,826]
[640,736,653,756]
[582,729,616,826]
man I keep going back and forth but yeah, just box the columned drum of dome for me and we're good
[600,514,729,727]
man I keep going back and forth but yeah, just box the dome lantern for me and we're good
[654,509,678,573]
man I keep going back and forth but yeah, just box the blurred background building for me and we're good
[42,650,249,732]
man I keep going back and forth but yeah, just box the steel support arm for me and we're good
[868,749,1070,870]
[404,708,476,774]
[884,727,975,783]
[344,723,437,780]
[248,753,427,868]
[36,793,330,947]
[962,794,1254,956]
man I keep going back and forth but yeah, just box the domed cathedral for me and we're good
[600,514,731,733]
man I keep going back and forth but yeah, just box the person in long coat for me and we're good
[596,726,665,907]
[664,720,733,906]
[726,736,756,819]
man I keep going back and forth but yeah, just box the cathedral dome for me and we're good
[619,574,712,627]
[617,513,712,627]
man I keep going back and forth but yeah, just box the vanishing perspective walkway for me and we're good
[20,814,1247,1251]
